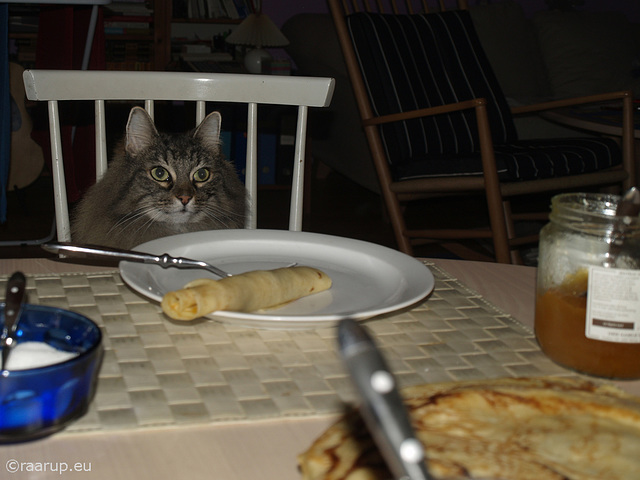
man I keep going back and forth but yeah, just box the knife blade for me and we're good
[338,318,433,480]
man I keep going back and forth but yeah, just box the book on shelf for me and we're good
[233,0,252,18]
[174,0,249,20]
[207,0,225,18]
[105,27,152,36]
[105,2,154,17]
[220,0,240,19]
[105,18,152,36]
[8,15,39,34]
[105,4,154,35]
[7,3,40,33]
[187,0,205,19]
[107,39,152,66]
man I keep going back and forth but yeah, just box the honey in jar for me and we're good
[535,193,640,379]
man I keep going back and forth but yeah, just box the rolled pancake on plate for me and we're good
[161,266,331,320]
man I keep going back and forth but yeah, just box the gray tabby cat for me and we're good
[71,106,246,249]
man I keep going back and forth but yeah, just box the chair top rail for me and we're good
[23,70,335,108]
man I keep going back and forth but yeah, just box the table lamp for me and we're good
[225,10,289,74]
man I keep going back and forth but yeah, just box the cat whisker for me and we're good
[203,201,246,219]
[200,206,244,229]
[110,209,149,230]
[108,205,157,236]
[131,209,164,237]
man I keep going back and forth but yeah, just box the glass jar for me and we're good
[535,192,640,379]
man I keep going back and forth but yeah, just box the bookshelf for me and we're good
[8,2,295,191]
[105,1,249,71]
[7,2,250,71]
[104,1,153,70]
[7,5,39,69]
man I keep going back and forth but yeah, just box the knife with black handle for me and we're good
[338,318,433,480]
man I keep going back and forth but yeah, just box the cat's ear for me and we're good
[125,106,159,155]
[193,111,222,150]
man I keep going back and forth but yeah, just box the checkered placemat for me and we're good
[0,262,570,434]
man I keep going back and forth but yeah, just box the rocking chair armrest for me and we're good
[512,89,635,188]
[510,90,633,115]
[362,98,486,127]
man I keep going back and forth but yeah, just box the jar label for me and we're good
[585,266,640,343]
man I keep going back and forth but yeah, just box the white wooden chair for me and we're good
[22,69,335,242]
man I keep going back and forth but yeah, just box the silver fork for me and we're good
[43,242,233,278]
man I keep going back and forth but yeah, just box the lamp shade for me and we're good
[225,12,289,48]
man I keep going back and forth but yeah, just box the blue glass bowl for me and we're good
[0,304,103,443]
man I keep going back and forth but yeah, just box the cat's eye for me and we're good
[150,166,170,182]
[193,168,211,183]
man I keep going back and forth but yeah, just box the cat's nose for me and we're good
[177,195,192,205]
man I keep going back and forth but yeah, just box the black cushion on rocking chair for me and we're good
[347,10,623,183]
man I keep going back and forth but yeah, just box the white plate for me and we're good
[119,230,434,329]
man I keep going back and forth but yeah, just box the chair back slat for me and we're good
[46,100,70,243]
[290,106,309,231]
[196,100,206,125]
[144,99,154,120]
[245,102,258,229]
[23,70,335,242]
[95,99,107,180]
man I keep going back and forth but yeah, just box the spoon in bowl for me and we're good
[1,271,27,371]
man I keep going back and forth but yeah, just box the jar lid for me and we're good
[549,192,640,237]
